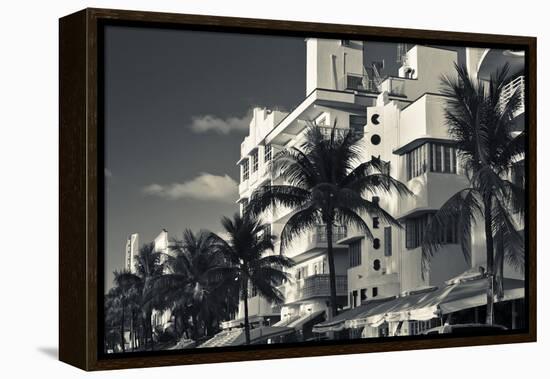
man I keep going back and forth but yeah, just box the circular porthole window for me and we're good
[373,238,380,249]
[373,259,381,271]
[371,134,381,145]
[371,114,380,125]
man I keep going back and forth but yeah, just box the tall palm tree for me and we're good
[114,242,164,349]
[422,63,525,324]
[210,213,294,345]
[113,270,143,351]
[153,229,238,341]
[104,287,123,352]
[248,124,411,318]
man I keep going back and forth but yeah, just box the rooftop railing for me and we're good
[499,75,525,117]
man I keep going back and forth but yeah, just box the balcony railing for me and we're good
[499,75,525,117]
[379,77,406,97]
[287,274,348,303]
[315,225,347,243]
[340,73,379,93]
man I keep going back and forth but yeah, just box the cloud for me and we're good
[189,113,251,134]
[142,173,238,203]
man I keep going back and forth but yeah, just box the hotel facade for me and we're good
[221,38,525,342]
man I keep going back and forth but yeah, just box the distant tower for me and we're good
[124,233,139,273]
[153,228,169,254]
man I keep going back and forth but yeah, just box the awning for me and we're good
[410,277,524,320]
[347,288,438,328]
[287,310,325,330]
[348,277,525,328]
[231,326,294,345]
[312,297,396,333]
[221,315,264,329]
[272,315,301,327]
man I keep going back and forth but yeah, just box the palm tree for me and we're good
[248,124,411,318]
[104,287,123,352]
[113,270,143,351]
[153,229,238,341]
[114,242,164,349]
[422,63,525,324]
[210,213,294,345]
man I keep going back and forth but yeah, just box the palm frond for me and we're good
[422,188,482,277]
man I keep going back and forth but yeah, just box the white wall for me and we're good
[3,1,545,378]
[306,38,364,94]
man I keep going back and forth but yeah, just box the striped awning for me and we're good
[312,297,396,333]
[349,277,525,328]
[313,277,525,332]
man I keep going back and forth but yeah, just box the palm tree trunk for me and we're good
[191,313,199,341]
[326,223,338,319]
[484,200,495,325]
[120,303,126,353]
[243,280,251,345]
[130,309,135,351]
[495,230,505,300]
[145,308,154,351]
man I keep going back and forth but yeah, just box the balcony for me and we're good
[339,73,379,93]
[314,225,347,243]
[280,224,348,261]
[284,274,348,304]
[379,77,406,97]
[499,75,525,117]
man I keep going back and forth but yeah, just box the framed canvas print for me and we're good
[59,8,536,371]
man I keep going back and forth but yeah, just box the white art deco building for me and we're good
[222,38,525,341]
[124,233,140,273]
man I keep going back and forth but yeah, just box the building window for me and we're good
[384,227,392,256]
[242,160,249,181]
[407,142,457,180]
[372,287,378,298]
[349,240,362,268]
[264,144,272,163]
[351,290,358,308]
[251,151,258,173]
[247,283,258,298]
[405,215,429,249]
[360,289,367,303]
[341,39,351,47]
[349,114,366,134]
[405,213,458,249]
[296,266,308,280]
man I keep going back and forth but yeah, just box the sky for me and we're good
[103,25,465,290]
[103,26,307,289]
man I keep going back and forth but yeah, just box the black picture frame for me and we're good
[59,8,537,371]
